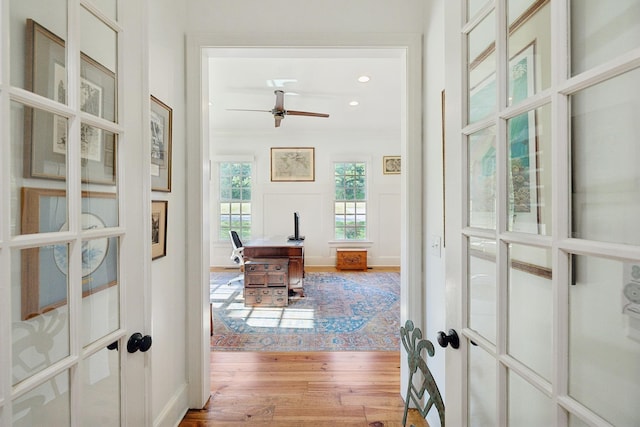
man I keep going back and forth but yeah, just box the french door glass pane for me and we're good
[469,237,496,344]
[569,255,640,426]
[80,8,117,115]
[81,348,120,425]
[508,104,552,235]
[12,371,70,426]
[507,0,551,103]
[571,0,640,76]
[87,0,117,20]
[467,0,489,22]
[11,102,68,237]
[468,343,496,426]
[571,68,640,245]
[508,370,553,426]
[468,126,496,229]
[82,237,120,347]
[10,1,67,96]
[468,11,496,124]
[80,125,118,186]
[568,415,592,427]
[508,244,552,381]
[12,246,70,384]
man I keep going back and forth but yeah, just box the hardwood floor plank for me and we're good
[180,351,429,427]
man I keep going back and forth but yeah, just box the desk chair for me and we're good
[228,230,245,286]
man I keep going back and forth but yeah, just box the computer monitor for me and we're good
[288,211,305,241]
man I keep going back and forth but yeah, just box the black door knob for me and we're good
[437,329,460,349]
[127,332,153,353]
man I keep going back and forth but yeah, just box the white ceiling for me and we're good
[206,48,405,134]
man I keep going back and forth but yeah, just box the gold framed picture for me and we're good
[383,156,401,174]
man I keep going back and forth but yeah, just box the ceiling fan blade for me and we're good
[227,108,271,113]
[274,90,285,111]
[286,110,330,118]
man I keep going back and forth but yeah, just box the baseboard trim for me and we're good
[153,383,189,427]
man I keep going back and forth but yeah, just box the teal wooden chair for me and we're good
[401,319,445,427]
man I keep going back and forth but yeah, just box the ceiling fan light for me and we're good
[357,75,370,83]
[349,101,359,106]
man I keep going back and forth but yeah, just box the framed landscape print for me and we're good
[24,19,117,185]
[270,147,315,182]
[20,187,118,320]
[150,95,173,192]
[151,200,168,259]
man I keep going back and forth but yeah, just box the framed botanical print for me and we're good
[383,156,401,174]
[24,19,117,185]
[150,95,173,192]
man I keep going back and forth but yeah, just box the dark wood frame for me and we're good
[150,96,173,192]
[24,19,117,185]
[151,200,168,259]
[20,187,118,320]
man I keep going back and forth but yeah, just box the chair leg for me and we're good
[227,274,243,286]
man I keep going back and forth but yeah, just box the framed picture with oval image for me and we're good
[20,187,118,320]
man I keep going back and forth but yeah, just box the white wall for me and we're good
[190,0,426,269]
[148,2,189,426]
[422,2,447,426]
[209,131,402,267]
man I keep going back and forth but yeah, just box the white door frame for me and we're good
[185,31,424,407]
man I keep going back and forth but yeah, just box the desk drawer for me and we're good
[244,287,288,307]
[245,259,288,272]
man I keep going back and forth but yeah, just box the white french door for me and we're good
[0,1,150,425]
[444,0,640,426]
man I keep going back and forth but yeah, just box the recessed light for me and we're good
[349,101,359,106]
[357,75,370,83]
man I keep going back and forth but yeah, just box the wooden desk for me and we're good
[243,238,304,297]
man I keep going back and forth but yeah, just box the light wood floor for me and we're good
[179,351,428,426]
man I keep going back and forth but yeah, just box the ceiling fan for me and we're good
[229,90,329,128]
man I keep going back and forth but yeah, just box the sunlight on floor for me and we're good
[211,283,315,329]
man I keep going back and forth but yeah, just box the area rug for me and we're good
[210,271,400,351]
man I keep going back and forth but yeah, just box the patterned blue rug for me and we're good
[210,271,400,351]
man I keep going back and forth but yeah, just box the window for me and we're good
[334,162,367,239]
[219,162,252,241]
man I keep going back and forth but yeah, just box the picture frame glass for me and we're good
[270,147,315,182]
[24,19,117,184]
[20,188,119,321]
[150,96,173,192]
[383,156,401,174]
[151,201,168,259]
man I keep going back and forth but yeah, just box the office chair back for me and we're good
[229,230,244,265]
[230,230,243,250]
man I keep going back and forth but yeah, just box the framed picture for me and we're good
[469,41,539,231]
[383,156,401,174]
[24,19,117,184]
[270,147,315,182]
[151,200,168,260]
[150,96,173,192]
[20,187,118,320]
